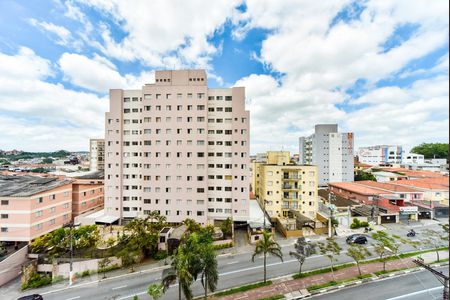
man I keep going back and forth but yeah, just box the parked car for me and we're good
[17,294,43,300]
[346,234,368,245]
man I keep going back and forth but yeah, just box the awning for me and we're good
[95,215,119,224]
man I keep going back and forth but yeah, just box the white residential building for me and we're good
[89,139,105,172]
[103,70,250,225]
[299,124,354,186]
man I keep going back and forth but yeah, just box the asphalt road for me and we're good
[12,221,446,300]
[311,266,448,300]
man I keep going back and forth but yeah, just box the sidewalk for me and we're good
[1,258,171,300]
[214,250,449,300]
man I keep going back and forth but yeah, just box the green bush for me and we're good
[21,273,52,290]
[81,270,91,277]
[98,264,120,273]
[350,218,369,229]
[213,242,233,250]
[52,275,64,284]
[154,250,168,260]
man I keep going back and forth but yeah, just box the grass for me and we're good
[257,295,285,300]
[307,274,372,292]
[292,263,356,279]
[360,246,449,265]
[214,281,272,297]
[374,267,409,276]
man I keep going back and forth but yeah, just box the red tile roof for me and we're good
[355,180,421,193]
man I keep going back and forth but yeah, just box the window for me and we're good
[1,200,9,205]
[1,227,8,232]
[0,214,8,219]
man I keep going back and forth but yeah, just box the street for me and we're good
[7,221,447,300]
[311,266,448,300]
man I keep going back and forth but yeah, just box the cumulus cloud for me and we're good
[0,48,107,151]
[58,53,155,93]
[230,0,449,153]
[29,18,81,49]
[75,0,243,69]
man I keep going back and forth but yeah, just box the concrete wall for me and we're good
[37,256,122,278]
[0,245,29,286]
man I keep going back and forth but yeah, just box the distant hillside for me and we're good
[0,150,71,161]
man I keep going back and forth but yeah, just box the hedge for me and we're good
[214,281,272,297]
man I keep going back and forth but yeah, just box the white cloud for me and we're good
[58,53,155,93]
[75,0,243,69]
[231,0,449,153]
[28,18,79,49]
[0,48,107,151]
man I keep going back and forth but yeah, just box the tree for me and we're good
[289,237,316,276]
[354,170,376,181]
[410,143,448,159]
[422,227,449,262]
[317,238,342,280]
[251,230,283,283]
[98,257,111,279]
[162,246,194,300]
[199,241,218,300]
[371,231,397,272]
[346,244,371,276]
[147,283,163,300]
[183,218,201,233]
[41,157,54,164]
[220,217,233,238]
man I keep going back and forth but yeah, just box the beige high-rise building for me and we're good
[89,139,105,172]
[252,151,318,220]
[104,70,250,225]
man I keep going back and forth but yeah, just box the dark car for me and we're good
[346,234,368,245]
[17,294,43,300]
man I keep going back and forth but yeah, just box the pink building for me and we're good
[72,172,104,218]
[104,70,250,225]
[0,175,72,242]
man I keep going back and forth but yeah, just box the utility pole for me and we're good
[327,192,336,238]
[69,222,74,286]
[413,258,448,300]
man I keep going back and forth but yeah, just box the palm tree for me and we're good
[162,247,194,300]
[200,243,218,300]
[251,230,283,283]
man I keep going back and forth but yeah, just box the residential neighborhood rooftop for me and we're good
[0,174,72,197]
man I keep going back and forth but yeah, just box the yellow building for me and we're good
[251,151,318,221]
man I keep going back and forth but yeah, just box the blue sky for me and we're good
[0,0,448,153]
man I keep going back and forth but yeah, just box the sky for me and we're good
[0,0,448,154]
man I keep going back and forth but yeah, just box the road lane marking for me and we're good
[226,261,239,265]
[65,297,80,300]
[112,285,127,290]
[385,286,442,299]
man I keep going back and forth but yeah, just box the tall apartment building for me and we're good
[0,175,72,242]
[89,139,105,171]
[299,124,354,186]
[251,151,318,220]
[104,70,250,225]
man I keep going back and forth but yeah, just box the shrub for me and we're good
[350,218,368,229]
[213,242,233,250]
[154,250,168,260]
[81,270,91,277]
[21,273,52,290]
[52,275,64,284]
[98,264,120,273]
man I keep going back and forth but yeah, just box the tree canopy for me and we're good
[354,170,377,181]
[410,143,448,159]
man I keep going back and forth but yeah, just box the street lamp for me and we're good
[63,221,80,286]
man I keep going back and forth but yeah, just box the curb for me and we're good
[284,262,449,300]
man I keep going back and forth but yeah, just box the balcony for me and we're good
[282,184,299,190]
[283,175,300,180]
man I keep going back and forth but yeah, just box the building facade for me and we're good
[72,172,104,218]
[89,139,105,172]
[104,70,250,224]
[299,124,354,186]
[0,175,72,242]
[357,145,403,165]
[251,151,318,220]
